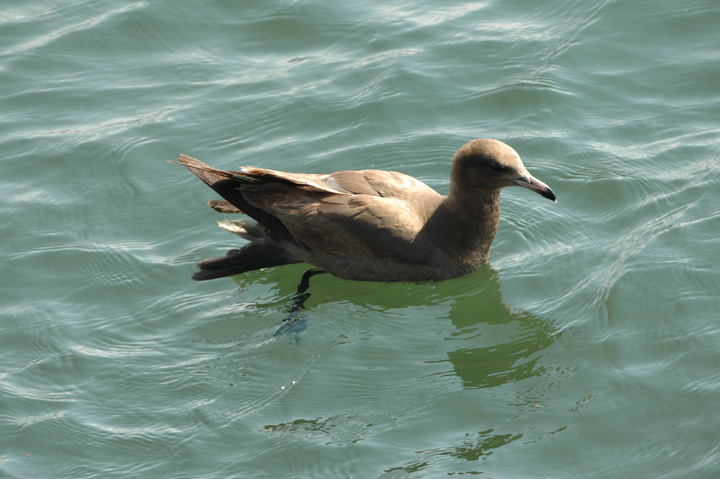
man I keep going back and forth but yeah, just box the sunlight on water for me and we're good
[1,0,719,477]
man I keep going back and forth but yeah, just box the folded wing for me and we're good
[176,155,443,264]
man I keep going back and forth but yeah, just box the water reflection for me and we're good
[227,263,558,390]
[419,428,523,462]
[218,264,561,470]
[443,268,558,389]
[253,264,558,390]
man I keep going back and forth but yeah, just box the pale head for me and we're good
[450,139,556,202]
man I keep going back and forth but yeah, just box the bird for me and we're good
[174,139,556,282]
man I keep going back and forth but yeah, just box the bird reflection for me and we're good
[266,265,557,390]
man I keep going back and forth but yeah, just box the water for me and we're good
[2,0,719,477]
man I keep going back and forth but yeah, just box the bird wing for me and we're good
[176,155,444,262]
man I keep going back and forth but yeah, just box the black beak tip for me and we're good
[543,188,557,203]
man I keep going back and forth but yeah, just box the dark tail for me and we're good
[173,154,295,243]
[174,154,303,280]
[192,242,300,281]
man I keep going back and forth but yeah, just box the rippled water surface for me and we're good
[2,1,719,478]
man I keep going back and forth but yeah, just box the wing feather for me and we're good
[176,155,444,263]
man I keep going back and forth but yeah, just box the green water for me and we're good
[2,1,719,477]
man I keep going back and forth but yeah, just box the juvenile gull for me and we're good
[175,139,556,282]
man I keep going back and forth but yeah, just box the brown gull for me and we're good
[175,139,556,282]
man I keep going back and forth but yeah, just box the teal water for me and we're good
[2,0,719,477]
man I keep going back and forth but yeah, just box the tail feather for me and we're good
[191,242,300,281]
[172,155,241,187]
[174,154,304,280]
[208,199,243,214]
[174,154,295,243]
[217,219,266,242]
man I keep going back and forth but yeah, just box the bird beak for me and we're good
[515,172,557,202]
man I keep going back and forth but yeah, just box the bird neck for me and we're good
[432,189,501,268]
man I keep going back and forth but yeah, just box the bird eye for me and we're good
[489,162,503,172]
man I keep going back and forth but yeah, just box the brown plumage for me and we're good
[175,139,556,282]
